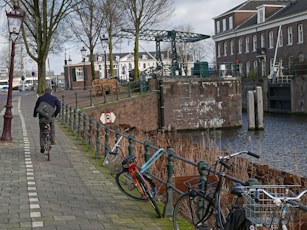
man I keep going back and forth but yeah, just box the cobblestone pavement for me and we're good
[0,91,171,230]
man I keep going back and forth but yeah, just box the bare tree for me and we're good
[122,0,174,80]
[102,0,125,78]
[68,0,104,81]
[5,0,81,94]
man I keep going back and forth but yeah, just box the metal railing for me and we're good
[57,93,209,217]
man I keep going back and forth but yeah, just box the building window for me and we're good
[287,27,293,45]
[261,33,265,48]
[269,31,274,49]
[217,43,221,57]
[229,16,233,30]
[279,30,283,47]
[230,40,234,55]
[298,24,303,44]
[245,37,250,53]
[252,35,257,51]
[76,67,84,81]
[238,38,243,54]
[257,7,265,23]
[261,59,266,76]
[223,41,228,56]
[299,54,304,62]
[216,21,220,33]
[254,60,258,76]
[223,18,226,31]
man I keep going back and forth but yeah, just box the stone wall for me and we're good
[85,94,160,132]
[162,77,242,130]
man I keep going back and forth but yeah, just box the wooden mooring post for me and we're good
[247,86,264,130]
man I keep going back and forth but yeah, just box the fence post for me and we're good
[73,108,77,133]
[104,125,110,158]
[83,113,87,145]
[95,121,101,159]
[61,95,64,123]
[115,130,121,152]
[128,134,134,156]
[77,110,81,138]
[75,92,78,109]
[65,104,68,126]
[128,81,131,97]
[144,140,151,162]
[88,117,93,150]
[164,148,174,216]
[198,160,208,191]
[69,106,72,129]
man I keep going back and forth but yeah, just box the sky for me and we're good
[0,0,246,75]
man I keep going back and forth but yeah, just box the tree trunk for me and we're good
[37,60,46,94]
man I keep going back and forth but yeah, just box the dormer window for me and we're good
[257,6,265,23]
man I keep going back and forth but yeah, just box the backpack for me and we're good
[36,101,55,119]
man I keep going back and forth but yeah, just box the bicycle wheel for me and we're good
[116,170,146,201]
[137,173,162,218]
[173,193,215,230]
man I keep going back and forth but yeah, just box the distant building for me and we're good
[212,0,307,78]
[64,51,194,90]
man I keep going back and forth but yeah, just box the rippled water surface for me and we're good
[179,113,307,177]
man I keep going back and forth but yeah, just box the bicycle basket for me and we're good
[183,175,219,198]
[103,152,122,174]
[242,185,299,228]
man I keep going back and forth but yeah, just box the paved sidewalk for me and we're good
[0,92,170,230]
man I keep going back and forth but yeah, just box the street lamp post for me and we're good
[80,47,87,90]
[1,3,25,141]
[68,55,72,89]
[100,35,108,79]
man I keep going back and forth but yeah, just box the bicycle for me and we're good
[41,122,51,161]
[102,127,165,218]
[173,150,261,230]
[242,185,307,230]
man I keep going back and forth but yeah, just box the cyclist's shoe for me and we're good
[40,147,45,153]
[51,140,56,145]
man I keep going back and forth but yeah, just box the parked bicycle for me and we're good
[242,185,307,230]
[103,126,165,218]
[41,122,51,161]
[173,150,260,230]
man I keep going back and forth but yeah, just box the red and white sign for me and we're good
[100,112,116,124]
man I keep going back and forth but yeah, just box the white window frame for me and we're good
[257,7,265,23]
[245,37,250,53]
[229,16,233,30]
[287,27,293,45]
[252,35,257,51]
[238,38,243,54]
[269,31,274,49]
[298,24,303,44]
[216,21,220,33]
[223,41,228,56]
[76,67,84,82]
[230,40,234,55]
[223,18,227,31]
[279,30,283,47]
[217,43,221,57]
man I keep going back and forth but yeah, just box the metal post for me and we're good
[163,148,174,216]
[104,126,109,158]
[95,122,101,159]
[128,134,134,156]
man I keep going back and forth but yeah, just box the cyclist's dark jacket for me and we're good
[33,92,61,118]
[225,208,249,230]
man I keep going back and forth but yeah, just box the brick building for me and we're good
[212,0,307,78]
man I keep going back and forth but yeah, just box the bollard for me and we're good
[247,90,255,130]
[95,122,101,159]
[256,86,264,130]
[73,108,77,133]
[128,134,134,156]
[163,148,174,217]
[104,126,110,158]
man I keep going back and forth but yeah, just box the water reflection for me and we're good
[178,112,307,177]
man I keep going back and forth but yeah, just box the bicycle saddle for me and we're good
[230,183,245,197]
[122,155,136,165]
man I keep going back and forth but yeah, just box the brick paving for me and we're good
[0,91,171,230]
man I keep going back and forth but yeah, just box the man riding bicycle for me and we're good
[33,88,61,153]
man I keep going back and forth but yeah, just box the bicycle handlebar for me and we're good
[254,188,307,203]
[287,200,307,211]
[220,150,260,160]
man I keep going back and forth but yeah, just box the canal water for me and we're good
[179,112,307,178]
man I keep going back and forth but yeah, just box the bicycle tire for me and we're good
[116,170,156,201]
[173,193,215,230]
[136,173,162,218]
